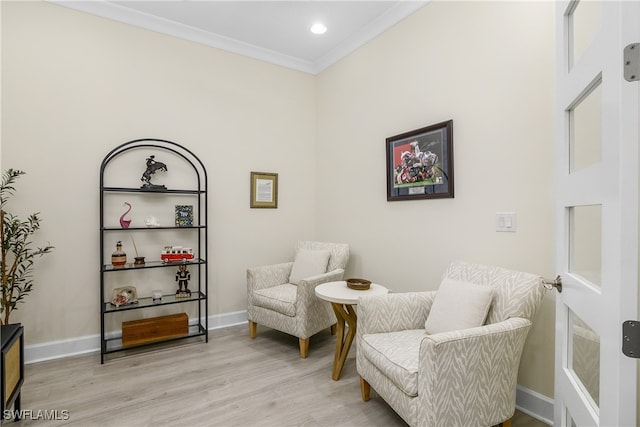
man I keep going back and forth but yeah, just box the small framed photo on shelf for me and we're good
[175,205,193,227]
[250,172,278,208]
[386,119,454,201]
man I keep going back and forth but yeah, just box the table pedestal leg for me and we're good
[330,302,357,380]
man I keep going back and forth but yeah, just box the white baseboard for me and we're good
[24,311,555,425]
[24,310,248,364]
[516,384,554,425]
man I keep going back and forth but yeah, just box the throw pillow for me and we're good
[289,249,331,285]
[424,277,494,334]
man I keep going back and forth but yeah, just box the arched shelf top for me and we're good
[100,138,207,193]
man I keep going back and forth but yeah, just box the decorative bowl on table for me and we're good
[346,278,372,290]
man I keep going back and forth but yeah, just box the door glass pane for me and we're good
[569,81,602,172]
[570,310,600,408]
[569,205,602,286]
[569,0,602,67]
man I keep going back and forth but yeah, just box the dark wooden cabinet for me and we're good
[1,323,23,423]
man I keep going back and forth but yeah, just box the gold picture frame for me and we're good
[250,172,278,208]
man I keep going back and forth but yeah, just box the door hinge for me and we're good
[624,43,640,81]
[622,321,640,358]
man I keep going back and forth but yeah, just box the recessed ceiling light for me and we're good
[310,23,327,35]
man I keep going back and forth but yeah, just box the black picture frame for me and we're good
[386,120,454,201]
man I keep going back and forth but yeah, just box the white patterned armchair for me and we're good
[357,260,545,427]
[247,241,350,358]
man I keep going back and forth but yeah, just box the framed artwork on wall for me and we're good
[386,120,454,201]
[250,172,278,208]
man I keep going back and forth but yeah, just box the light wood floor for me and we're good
[8,324,549,426]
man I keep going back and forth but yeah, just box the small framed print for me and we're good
[175,205,193,227]
[386,120,454,201]
[250,172,278,208]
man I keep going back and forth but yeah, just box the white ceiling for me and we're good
[52,1,428,74]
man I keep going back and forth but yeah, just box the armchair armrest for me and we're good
[296,269,345,302]
[247,262,293,292]
[358,291,437,335]
[417,317,532,427]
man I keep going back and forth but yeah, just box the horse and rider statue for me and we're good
[141,155,168,189]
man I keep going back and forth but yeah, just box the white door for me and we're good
[554,1,639,426]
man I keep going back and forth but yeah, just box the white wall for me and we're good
[1,1,317,340]
[316,0,556,396]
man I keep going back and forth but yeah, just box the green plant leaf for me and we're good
[1,169,53,324]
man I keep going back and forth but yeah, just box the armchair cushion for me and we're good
[360,329,425,397]
[289,249,331,285]
[252,283,297,317]
[424,277,494,334]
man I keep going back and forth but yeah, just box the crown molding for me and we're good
[313,1,428,74]
[49,1,428,75]
[50,1,317,73]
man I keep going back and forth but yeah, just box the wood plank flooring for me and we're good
[7,324,548,426]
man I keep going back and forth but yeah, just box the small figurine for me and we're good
[145,216,160,227]
[175,264,191,298]
[120,202,132,229]
[140,155,168,190]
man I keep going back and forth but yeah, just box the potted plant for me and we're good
[1,169,54,325]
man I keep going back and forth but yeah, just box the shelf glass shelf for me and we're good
[104,324,207,353]
[102,225,205,231]
[103,187,204,194]
[102,258,206,272]
[104,291,206,313]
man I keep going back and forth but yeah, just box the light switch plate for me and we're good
[496,212,516,232]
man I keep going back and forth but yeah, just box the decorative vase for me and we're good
[111,241,127,268]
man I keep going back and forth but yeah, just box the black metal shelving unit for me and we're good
[99,139,208,364]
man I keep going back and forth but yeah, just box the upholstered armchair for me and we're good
[247,241,350,358]
[357,260,545,427]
